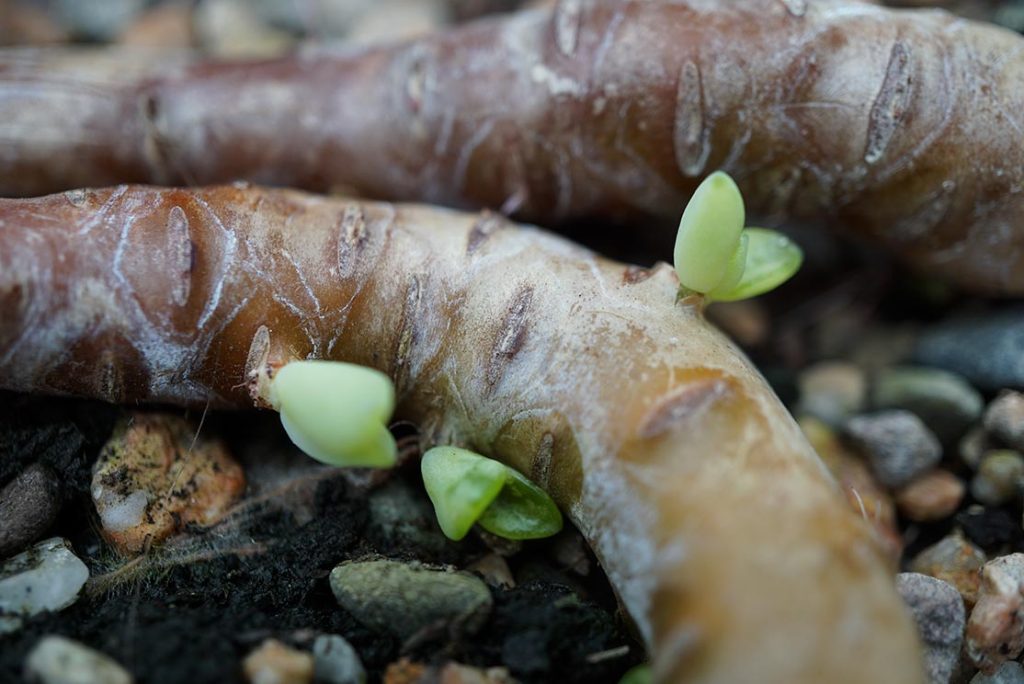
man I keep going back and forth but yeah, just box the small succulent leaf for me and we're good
[711,228,803,302]
[673,171,745,294]
[476,466,563,540]
[270,360,397,467]
[618,666,652,684]
[421,446,507,541]
[707,231,749,300]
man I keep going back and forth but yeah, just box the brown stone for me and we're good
[243,639,314,684]
[91,413,245,554]
[966,554,1024,674]
[911,532,987,606]
[895,470,965,522]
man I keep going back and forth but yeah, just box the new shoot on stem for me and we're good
[266,360,398,468]
[674,171,803,302]
[421,446,563,541]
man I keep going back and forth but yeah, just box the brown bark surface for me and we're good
[0,184,923,683]
[2,0,1024,293]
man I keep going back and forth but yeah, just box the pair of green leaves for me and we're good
[267,361,561,541]
[674,171,803,301]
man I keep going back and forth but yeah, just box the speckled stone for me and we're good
[330,559,492,640]
[984,392,1024,452]
[897,573,966,684]
[0,464,60,559]
[967,554,1024,674]
[25,635,132,684]
[914,310,1024,392]
[970,451,1024,507]
[845,410,942,488]
[910,532,987,605]
[971,662,1024,684]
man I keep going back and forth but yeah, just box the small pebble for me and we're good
[962,428,994,471]
[195,0,294,57]
[313,634,366,684]
[844,410,942,488]
[0,538,89,634]
[896,573,966,684]
[243,639,314,684]
[25,635,132,684]
[910,532,987,605]
[330,559,493,641]
[0,463,61,558]
[984,392,1024,452]
[92,413,245,554]
[895,470,965,522]
[51,0,144,40]
[872,366,983,443]
[967,554,1024,673]
[914,309,1024,391]
[468,553,516,590]
[796,361,867,427]
[970,451,1024,507]
[971,662,1024,684]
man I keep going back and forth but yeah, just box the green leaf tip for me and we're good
[618,665,652,684]
[674,171,745,294]
[710,228,803,302]
[421,446,563,542]
[674,171,802,302]
[268,360,397,468]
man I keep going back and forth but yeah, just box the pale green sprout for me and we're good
[421,446,563,541]
[267,360,397,468]
[618,665,652,684]
[674,171,803,301]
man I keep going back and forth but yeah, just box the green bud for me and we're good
[710,228,803,302]
[421,446,563,541]
[268,360,397,468]
[618,666,652,684]
[674,171,745,294]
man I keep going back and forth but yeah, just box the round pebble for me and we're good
[796,361,867,427]
[243,639,313,684]
[961,428,994,471]
[967,554,1024,673]
[844,410,942,488]
[914,309,1024,392]
[0,464,60,559]
[895,470,965,522]
[312,635,365,684]
[329,559,493,641]
[910,532,987,605]
[896,573,966,684]
[984,392,1024,452]
[0,538,89,634]
[972,662,1024,684]
[25,635,131,684]
[872,366,983,443]
[970,451,1024,507]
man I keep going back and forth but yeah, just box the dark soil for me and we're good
[0,394,640,684]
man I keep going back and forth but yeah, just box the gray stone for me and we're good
[51,0,144,41]
[872,366,983,443]
[329,559,492,641]
[897,573,966,684]
[313,634,365,684]
[970,451,1024,507]
[25,635,132,684]
[844,410,943,488]
[796,361,867,427]
[0,538,89,634]
[971,662,1024,684]
[961,428,993,471]
[0,464,61,558]
[914,310,1024,392]
[984,392,1024,452]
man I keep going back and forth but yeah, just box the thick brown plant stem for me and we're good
[2,0,1024,293]
[0,185,922,683]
